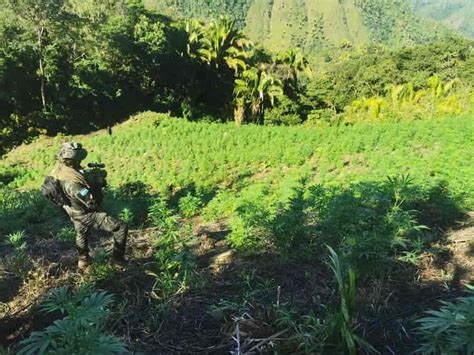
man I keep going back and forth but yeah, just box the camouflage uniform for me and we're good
[52,142,127,267]
[62,191,128,262]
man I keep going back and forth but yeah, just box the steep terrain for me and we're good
[245,0,370,51]
[1,112,473,353]
[410,0,474,39]
[146,0,454,51]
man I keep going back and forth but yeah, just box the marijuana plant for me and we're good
[416,285,474,354]
[19,286,126,354]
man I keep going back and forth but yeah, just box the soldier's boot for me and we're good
[112,244,127,268]
[77,255,91,272]
[112,253,128,265]
[112,223,128,267]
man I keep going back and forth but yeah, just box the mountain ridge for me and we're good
[145,0,457,52]
[410,0,474,39]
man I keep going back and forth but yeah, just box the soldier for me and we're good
[49,142,128,271]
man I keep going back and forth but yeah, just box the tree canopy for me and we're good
[0,0,473,155]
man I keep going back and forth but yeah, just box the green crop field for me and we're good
[1,111,474,353]
[2,112,473,204]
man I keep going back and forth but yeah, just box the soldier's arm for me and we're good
[63,181,99,211]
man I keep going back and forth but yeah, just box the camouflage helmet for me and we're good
[57,142,87,162]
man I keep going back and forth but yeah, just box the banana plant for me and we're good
[277,49,312,88]
[233,67,283,125]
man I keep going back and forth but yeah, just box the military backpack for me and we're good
[41,176,70,207]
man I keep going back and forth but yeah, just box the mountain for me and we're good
[410,0,474,39]
[145,0,454,52]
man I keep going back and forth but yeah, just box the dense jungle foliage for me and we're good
[1,0,473,155]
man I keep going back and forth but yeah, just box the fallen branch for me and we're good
[244,328,289,353]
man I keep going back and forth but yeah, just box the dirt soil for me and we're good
[1,214,473,354]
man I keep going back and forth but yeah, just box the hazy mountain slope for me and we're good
[245,0,370,52]
[145,0,454,51]
[354,0,452,47]
[410,0,474,39]
[143,0,254,26]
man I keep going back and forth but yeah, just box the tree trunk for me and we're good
[292,70,298,89]
[234,105,245,126]
[259,103,265,125]
[37,27,46,111]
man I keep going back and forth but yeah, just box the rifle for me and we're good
[84,162,108,205]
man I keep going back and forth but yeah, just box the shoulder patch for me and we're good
[79,188,90,197]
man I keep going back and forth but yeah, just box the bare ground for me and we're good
[1,213,473,353]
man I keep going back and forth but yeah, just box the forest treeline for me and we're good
[1,0,473,155]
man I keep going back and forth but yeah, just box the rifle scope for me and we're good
[87,162,106,169]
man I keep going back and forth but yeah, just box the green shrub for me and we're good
[178,193,203,218]
[0,187,58,235]
[54,227,76,243]
[18,286,126,355]
[119,207,135,225]
[2,230,32,279]
[416,285,474,354]
[4,230,27,252]
[148,197,176,231]
[229,200,271,252]
[264,95,303,126]
[87,251,117,282]
[323,246,376,355]
[148,199,196,302]
[230,179,312,256]
[202,190,237,222]
[311,176,432,277]
[306,108,338,126]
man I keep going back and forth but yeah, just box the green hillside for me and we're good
[2,115,474,354]
[245,0,370,51]
[411,0,474,39]
[146,0,454,51]
[2,112,473,209]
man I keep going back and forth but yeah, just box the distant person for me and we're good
[42,142,127,271]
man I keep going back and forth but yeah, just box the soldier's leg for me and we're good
[64,206,94,270]
[91,212,128,260]
[71,219,91,268]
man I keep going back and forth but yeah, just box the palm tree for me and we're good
[278,49,312,89]
[233,68,283,125]
[183,19,205,59]
[198,16,253,74]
